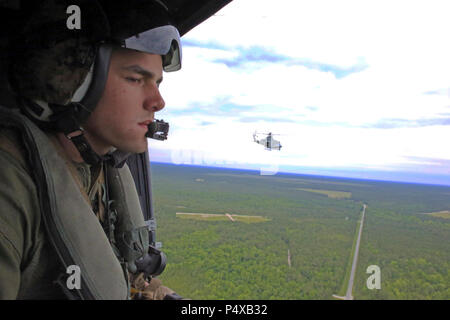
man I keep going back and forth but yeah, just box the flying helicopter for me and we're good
[253,132,283,151]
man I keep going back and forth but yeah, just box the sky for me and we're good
[148,0,450,186]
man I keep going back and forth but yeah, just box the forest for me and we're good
[151,163,450,299]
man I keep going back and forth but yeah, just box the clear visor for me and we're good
[124,25,182,72]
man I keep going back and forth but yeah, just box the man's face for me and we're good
[84,48,165,154]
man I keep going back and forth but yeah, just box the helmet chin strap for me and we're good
[21,96,129,168]
[20,97,105,166]
[56,108,130,168]
[50,102,130,168]
[51,103,106,166]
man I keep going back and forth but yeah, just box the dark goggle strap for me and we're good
[53,109,130,168]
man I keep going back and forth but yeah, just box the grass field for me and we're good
[296,188,352,199]
[423,210,450,219]
[176,212,270,223]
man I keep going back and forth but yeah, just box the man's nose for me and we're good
[143,85,165,112]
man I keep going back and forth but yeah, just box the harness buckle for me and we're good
[65,127,85,140]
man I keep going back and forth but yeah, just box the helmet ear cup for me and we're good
[75,44,113,125]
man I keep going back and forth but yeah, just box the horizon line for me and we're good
[149,160,450,188]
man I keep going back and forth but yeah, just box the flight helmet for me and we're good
[8,0,182,165]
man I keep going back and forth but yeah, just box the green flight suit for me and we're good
[0,127,105,299]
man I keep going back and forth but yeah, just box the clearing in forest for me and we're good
[296,188,352,199]
[175,212,270,223]
[422,210,450,219]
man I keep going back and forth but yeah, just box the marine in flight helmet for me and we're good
[8,0,182,165]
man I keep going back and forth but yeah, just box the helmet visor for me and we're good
[124,25,182,72]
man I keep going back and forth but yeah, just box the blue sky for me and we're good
[149,0,450,186]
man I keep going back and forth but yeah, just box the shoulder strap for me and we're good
[47,133,93,206]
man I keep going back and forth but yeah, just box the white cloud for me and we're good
[151,0,450,182]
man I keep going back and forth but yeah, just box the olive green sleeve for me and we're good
[0,231,21,299]
[0,149,41,299]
